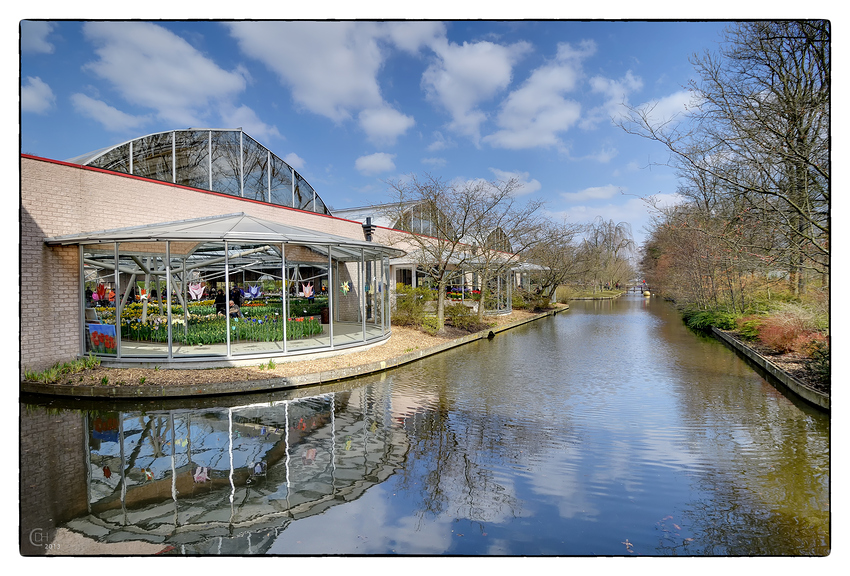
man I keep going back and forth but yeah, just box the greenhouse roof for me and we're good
[44,212,406,258]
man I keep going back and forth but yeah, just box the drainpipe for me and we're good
[362,218,376,320]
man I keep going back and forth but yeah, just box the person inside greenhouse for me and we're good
[230,286,245,317]
[214,289,227,315]
[229,299,240,319]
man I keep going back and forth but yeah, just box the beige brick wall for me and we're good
[20,156,380,372]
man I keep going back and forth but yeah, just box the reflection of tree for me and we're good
[242,135,269,202]
[649,307,830,555]
[661,472,829,555]
[394,386,526,525]
[175,131,211,190]
[210,131,243,196]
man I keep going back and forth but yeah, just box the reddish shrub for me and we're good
[792,331,829,357]
[757,307,819,354]
[758,322,797,353]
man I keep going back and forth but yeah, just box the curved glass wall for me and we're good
[79,240,396,363]
[74,129,332,216]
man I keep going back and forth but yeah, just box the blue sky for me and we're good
[21,19,738,245]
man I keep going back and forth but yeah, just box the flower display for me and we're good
[90,296,326,350]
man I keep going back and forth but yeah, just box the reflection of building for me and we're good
[33,387,409,554]
[21,129,403,371]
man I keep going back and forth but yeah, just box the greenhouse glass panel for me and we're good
[314,194,328,215]
[227,242,284,356]
[363,251,385,340]
[210,131,242,197]
[88,143,130,174]
[132,132,174,182]
[242,134,269,203]
[294,172,314,212]
[115,242,169,358]
[285,247,330,352]
[175,130,210,190]
[270,156,294,208]
[171,241,229,358]
[332,247,364,347]
[383,257,391,334]
[83,245,117,357]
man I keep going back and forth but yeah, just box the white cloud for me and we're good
[21,21,55,54]
[283,153,305,171]
[228,21,439,144]
[355,152,396,175]
[384,21,446,54]
[426,131,455,152]
[561,184,623,202]
[219,104,281,142]
[21,76,55,114]
[422,38,532,145]
[70,93,149,132]
[358,106,415,146]
[581,70,644,129]
[422,157,446,168]
[227,21,387,123]
[489,168,541,196]
[482,41,594,150]
[636,89,696,130]
[82,22,248,127]
[548,192,684,245]
[569,145,619,163]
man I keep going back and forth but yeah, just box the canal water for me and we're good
[20,295,830,556]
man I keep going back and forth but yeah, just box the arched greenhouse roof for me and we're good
[65,128,333,216]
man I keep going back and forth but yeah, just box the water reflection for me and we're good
[21,385,410,555]
[20,296,829,555]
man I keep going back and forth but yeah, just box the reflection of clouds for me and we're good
[525,440,599,520]
[267,483,452,554]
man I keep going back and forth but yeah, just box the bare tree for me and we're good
[383,175,536,330]
[579,217,636,291]
[525,218,583,299]
[464,188,545,320]
[621,20,830,296]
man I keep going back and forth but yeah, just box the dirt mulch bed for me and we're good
[31,309,547,390]
[722,330,829,395]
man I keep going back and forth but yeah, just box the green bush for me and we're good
[553,285,572,304]
[528,295,551,311]
[682,309,737,331]
[445,303,490,332]
[735,316,763,340]
[512,292,530,310]
[421,315,440,335]
[393,285,434,326]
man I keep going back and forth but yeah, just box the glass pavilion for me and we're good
[45,213,403,363]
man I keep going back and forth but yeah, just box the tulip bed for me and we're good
[93,299,324,346]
